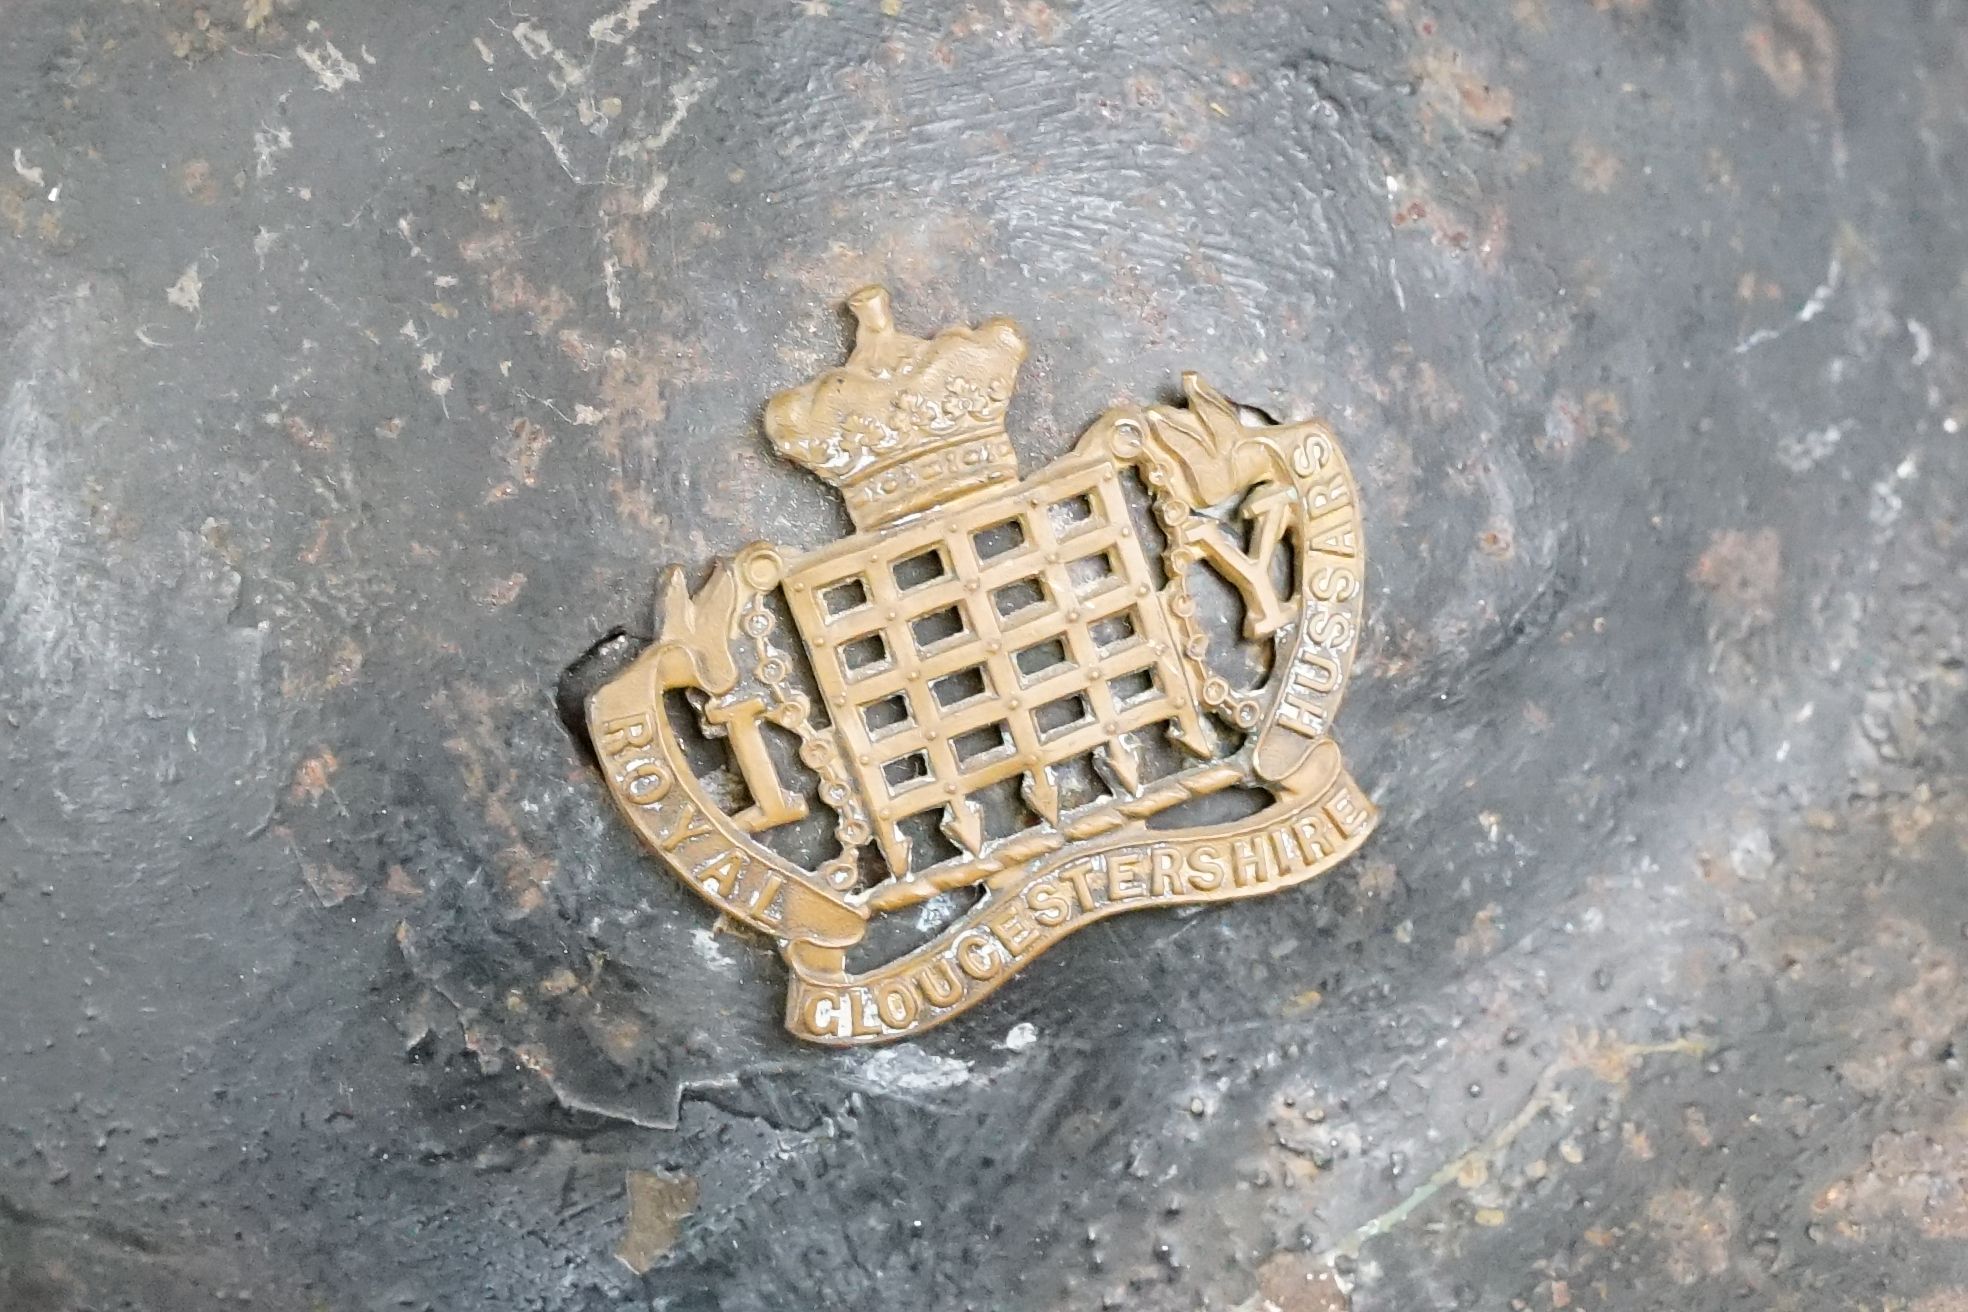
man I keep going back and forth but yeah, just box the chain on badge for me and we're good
[588,288,1378,1045]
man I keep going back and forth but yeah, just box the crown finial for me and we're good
[847,285,894,339]
[764,288,1029,530]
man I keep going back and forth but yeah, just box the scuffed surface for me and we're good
[2,0,1966,1308]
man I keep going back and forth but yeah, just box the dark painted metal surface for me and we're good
[3,1,1966,1308]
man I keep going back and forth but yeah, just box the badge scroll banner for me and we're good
[782,744,1375,1044]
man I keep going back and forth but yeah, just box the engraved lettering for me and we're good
[657,801,715,852]
[987,899,1038,956]
[1027,878,1073,927]
[1292,812,1337,865]
[1271,825,1300,874]
[1307,522,1359,557]
[805,991,850,1041]
[848,986,881,1036]
[1230,837,1266,888]
[956,931,1000,981]
[620,756,673,805]
[693,848,745,897]
[1308,564,1358,604]
[1147,845,1184,897]
[1303,473,1351,516]
[1276,654,1338,739]
[1059,860,1101,915]
[873,980,917,1029]
[1327,786,1369,835]
[915,958,964,1006]
[747,870,786,922]
[1305,609,1354,652]
[1107,852,1147,902]
[1291,429,1334,477]
[1186,843,1226,892]
[599,713,655,759]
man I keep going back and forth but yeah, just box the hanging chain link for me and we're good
[739,597,870,891]
[1136,456,1265,734]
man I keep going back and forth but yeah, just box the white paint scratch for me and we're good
[602,259,623,315]
[1908,318,1933,367]
[420,351,452,417]
[1775,424,1841,474]
[511,21,554,60]
[1868,453,1918,530]
[600,70,711,314]
[166,265,203,313]
[636,72,711,213]
[1796,255,1841,323]
[12,147,45,189]
[296,41,362,91]
[253,120,292,179]
[510,20,586,88]
[503,89,578,182]
[591,0,661,44]
[846,1047,973,1096]
[690,926,734,969]
[1002,1022,1038,1052]
[1736,253,1842,354]
[2,317,88,683]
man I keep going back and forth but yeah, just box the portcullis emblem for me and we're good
[588,288,1377,1045]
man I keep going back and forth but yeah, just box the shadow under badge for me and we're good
[587,287,1377,1045]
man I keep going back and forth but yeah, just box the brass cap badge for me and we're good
[589,289,1377,1045]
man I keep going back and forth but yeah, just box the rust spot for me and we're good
[1572,138,1623,194]
[1644,1187,1737,1283]
[179,159,221,204]
[593,343,672,529]
[1455,903,1503,958]
[1254,1251,1350,1312]
[289,747,340,802]
[281,635,365,699]
[1540,389,1628,456]
[486,266,573,332]
[284,414,334,453]
[487,417,552,503]
[1414,47,1515,138]
[1690,528,1783,622]
[1745,0,1839,111]
[1477,524,1515,559]
[592,1014,644,1063]
[300,859,361,908]
[1357,860,1400,898]
[615,1171,700,1275]
[436,684,558,914]
[538,967,582,997]
[482,572,527,607]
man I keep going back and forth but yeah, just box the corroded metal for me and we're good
[588,287,1378,1044]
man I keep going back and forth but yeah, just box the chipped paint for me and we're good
[296,40,361,91]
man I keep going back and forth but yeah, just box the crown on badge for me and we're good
[764,286,1029,531]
